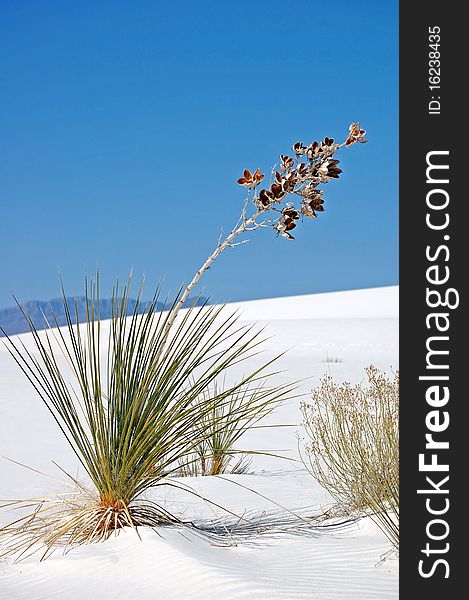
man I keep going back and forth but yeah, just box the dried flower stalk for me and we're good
[157,122,367,355]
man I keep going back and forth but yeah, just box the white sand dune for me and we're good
[228,286,398,320]
[0,286,398,599]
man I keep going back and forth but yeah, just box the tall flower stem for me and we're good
[156,195,265,360]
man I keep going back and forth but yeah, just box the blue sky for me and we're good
[0,0,398,308]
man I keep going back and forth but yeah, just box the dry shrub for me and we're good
[302,366,399,549]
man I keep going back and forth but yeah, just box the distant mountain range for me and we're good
[0,296,208,337]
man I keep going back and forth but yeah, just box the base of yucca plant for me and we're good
[0,491,182,562]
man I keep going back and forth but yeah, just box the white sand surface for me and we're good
[0,286,398,599]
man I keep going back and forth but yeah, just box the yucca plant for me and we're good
[1,122,366,559]
[179,381,286,476]
[301,366,399,550]
[0,276,296,558]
